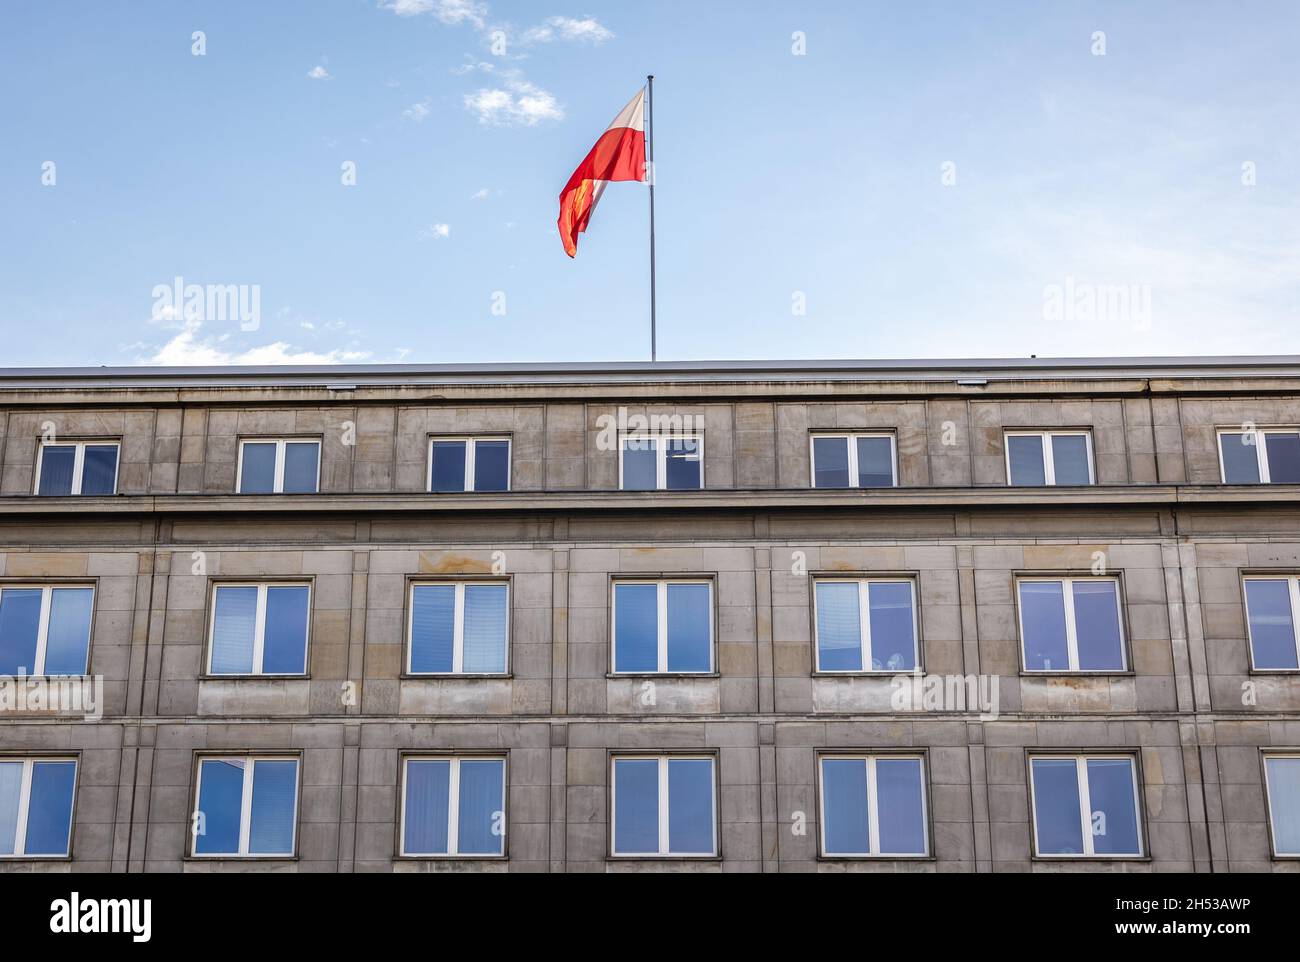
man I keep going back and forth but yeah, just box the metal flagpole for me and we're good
[646,74,657,362]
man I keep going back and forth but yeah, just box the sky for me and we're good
[1,0,1297,367]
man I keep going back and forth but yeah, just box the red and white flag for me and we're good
[557,87,647,257]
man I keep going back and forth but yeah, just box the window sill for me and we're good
[394,854,508,862]
[0,855,72,862]
[606,855,722,863]
[1247,668,1300,675]
[400,673,513,680]
[198,674,311,682]
[1030,854,1150,862]
[1019,670,1135,678]
[185,855,299,862]
[606,672,720,680]
[812,670,923,677]
[816,853,934,862]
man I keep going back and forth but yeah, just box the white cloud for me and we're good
[464,74,563,126]
[469,187,490,200]
[421,223,451,239]
[142,318,369,366]
[522,16,613,45]
[307,65,331,80]
[403,98,432,122]
[379,0,486,28]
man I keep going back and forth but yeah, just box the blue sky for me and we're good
[1,0,1297,366]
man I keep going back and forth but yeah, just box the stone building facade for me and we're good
[0,357,1298,872]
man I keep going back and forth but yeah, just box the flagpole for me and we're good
[646,74,657,362]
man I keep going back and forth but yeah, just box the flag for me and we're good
[557,87,647,257]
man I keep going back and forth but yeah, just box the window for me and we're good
[1029,755,1142,857]
[237,439,320,494]
[407,582,509,675]
[207,583,311,676]
[813,579,917,672]
[0,758,77,857]
[619,436,702,490]
[1263,755,1300,857]
[428,437,510,493]
[1219,428,1300,484]
[810,434,897,488]
[400,756,506,857]
[819,755,928,857]
[1017,577,1126,672]
[611,756,716,857]
[1243,577,1300,670]
[192,756,299,857]
[1004,431,1094,486]
[0,585,93,676]
[611,580,712,674]
[35,441,119,496]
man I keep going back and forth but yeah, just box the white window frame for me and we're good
[0,757,77,858]
[205,582,312,676]
[398,755,508,858]
[808,433,898,488]
[1004,430,1095,486]
[405,581,511,675]
[610,754,718,858]
[236,438,321,494]
[33,440,120,495]
[618,434,704,490]
[1028,754,1143,858]
[1016,576,1127,673]
[610,579,714,674]
[1262,753,1300,858]
[191,755,300,858]
[1242,575,1300,671]
[426,436,512,493]
[1217,427,1300,484]
[0,584,94,676]
[812,577,919,673]
[817,754,930,858]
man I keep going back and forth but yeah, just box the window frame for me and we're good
[617,434,705,491]
[608,753,719,859]
[816,752,931,859]
[1217,427,1300,484]
[1242,574,1300,672]
[404,579,512,676]
[0,755,78,859]
[397,753,509,859]
[204,581,313,678]
[235,437,322,494]
[609,578,716,675]
[189,753,301,859]
[811,576,920,674]
[1003,430,1095,486]
[33,440,120,496]
[1261,751,1300,859]
[1015,574,1129,673]
[807,432,899,489]
[1027,753,1145,859]
[426,435,512,493]
[0,582,95,676]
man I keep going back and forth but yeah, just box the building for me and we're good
[1,356,1299,873]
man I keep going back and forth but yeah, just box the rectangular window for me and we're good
[207,583,311,676]
[1030,755,1142,857]
[619,436,703,490]
[428,437,511,493]
[0,585,93,676]
[400,756,506,857]
[819,755,928,857]
[611,755,716,857]
[0,758,77,858]
[1264,755,1300,857]
[407,582,509,674]
[1219,429,1300,484]
[1244,577,1300,670]
[237,439,320,494]
[612,580,712,674]
[192,756,299,857]
[1017,577,1126,672]
[35,441,119,496]
[1004,431,1094,486]
[813,579,917,672]
[810,434,897,488]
